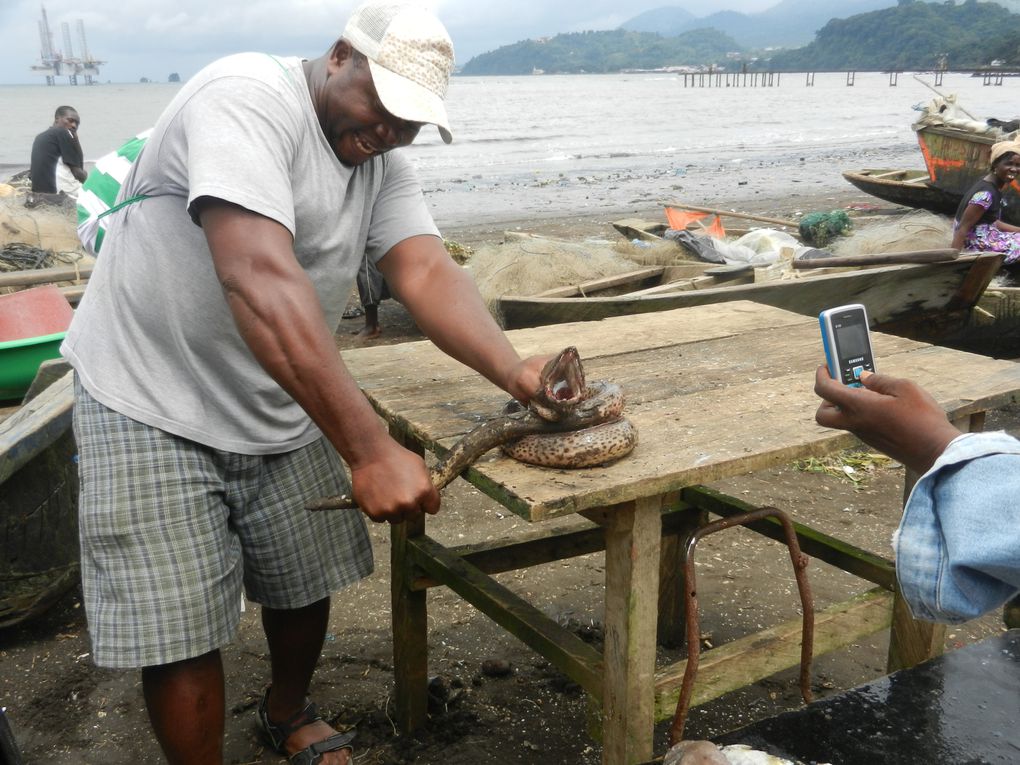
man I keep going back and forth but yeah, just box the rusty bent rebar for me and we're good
[668,506,815,746]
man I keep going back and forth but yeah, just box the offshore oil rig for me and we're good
[30,5,106,85]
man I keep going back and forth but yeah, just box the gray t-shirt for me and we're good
[62,53,439,454]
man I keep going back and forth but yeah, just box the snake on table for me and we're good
[306,346,637,511]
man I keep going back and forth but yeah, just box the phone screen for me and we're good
[834,320,869,362]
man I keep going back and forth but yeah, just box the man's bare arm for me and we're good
[379,234,547,401]
[197,199,439,521]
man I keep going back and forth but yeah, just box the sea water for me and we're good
[2,71,1017,226]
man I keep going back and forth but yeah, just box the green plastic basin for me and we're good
[0,331,67,402]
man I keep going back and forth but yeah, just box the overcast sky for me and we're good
[0,0,778,85]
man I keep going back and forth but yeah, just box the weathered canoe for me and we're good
[0,361,78,629]
[841,169,961,216]
[495,253,1004,343]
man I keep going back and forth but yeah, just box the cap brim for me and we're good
[368,59,453,144]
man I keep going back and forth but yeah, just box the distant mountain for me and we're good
[459,28,741,76]
[621,0,896,48]
[457,1,1020,76]
[618,6,698,36]
[767,0,1020,70]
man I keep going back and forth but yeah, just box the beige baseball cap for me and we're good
[343,1,455,144]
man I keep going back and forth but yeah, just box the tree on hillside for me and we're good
[460,28,740,75]
[767,0,1020,71]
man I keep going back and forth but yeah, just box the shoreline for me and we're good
[4,137,911,251]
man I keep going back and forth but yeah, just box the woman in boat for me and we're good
[951,139,1020,263]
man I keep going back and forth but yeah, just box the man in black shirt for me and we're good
[29,105,87,202]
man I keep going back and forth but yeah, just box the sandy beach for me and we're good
[2,175,1016,765]
[424,137,919,238]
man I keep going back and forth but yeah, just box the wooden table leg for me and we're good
[601,496,662,765]
[658,502,706,648]
[888,411,982,672]
[390,431,428,733]
[1004,595,1020,629]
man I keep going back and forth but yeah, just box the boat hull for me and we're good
[0,365,78,628]
[841,169,960,216]
[497,255,1002,343]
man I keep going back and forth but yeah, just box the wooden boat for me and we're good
[0,278,81,627]
[841,169,961,216]
[495,253,1004,343]
[0,361,77,628]
[844,119,1020,223]
[938,283,1020,358]
[913,123,1020,224]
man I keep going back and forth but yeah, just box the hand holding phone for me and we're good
[813,367,961,474]
[819,303,876,386]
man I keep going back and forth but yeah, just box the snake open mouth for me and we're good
[534,346,586,419]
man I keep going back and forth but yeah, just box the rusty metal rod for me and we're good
[668,506,814,746]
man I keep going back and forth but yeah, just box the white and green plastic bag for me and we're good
[76,129,151,255]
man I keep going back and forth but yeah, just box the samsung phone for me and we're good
[819,303,876,386]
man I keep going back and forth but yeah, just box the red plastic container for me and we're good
[0,285,73,401]
[0,285,73,343]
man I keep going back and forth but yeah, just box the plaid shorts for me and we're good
[73,377,373,668]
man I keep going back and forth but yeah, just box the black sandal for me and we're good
[256,688,355,765]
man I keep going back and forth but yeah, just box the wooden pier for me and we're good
[677,68,1019,88]
[678,70,781,87]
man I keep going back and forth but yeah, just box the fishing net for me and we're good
[829,211,952,256]
[798,210,853,247]
[612,238,698,267]
[0,195,84,256]
[468,238,637,309]
[0,194,92,295]
[466,234,697,315]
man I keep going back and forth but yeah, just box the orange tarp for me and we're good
[703,215,726,239]
[665,207,726,239]
[664,208,708,230]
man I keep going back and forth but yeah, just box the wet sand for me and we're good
[426,141,918,236]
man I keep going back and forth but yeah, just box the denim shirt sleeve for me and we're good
[894,431,1020,624]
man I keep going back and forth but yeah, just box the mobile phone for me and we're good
[819,303,876,386]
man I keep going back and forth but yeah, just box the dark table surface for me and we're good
[715,629,1020,765]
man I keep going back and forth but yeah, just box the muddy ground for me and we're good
[2,194,1018,764]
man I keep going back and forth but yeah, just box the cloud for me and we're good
[0,0,778,84]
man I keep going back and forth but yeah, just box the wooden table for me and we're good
[339,301,1020,764]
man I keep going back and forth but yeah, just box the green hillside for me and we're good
[458,1,1020,76]
[767,0,1020,71]
[459,28,741,76]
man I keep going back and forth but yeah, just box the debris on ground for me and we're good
[792,450,893,487]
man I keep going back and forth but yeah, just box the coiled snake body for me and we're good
[306,347,637,511]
